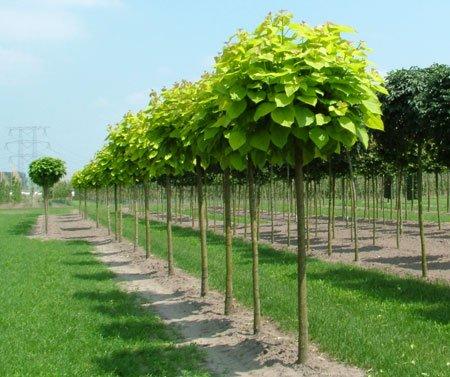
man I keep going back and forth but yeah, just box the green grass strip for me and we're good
[0,208,209,377]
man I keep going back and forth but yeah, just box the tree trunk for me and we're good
[347,153,359,261]
[327,161,333,255]
[144,183,151,258]
[197,161,208,297]
[287,167,291,247]
[43,185,49,234]
[372,177,376,246]
[293,145,308,364]
[118,185,123,243]
[248,161,261,335]
[133,185,139,252]
[313,181,318,237]
[223,169,234,315]
[114,184,118,241]
[435,172,441,230]
[106,187,111,235]
[427,173,431,212]
[84,188,88,221]
[95,187,99,228]
[190,185,195,228]
[417,144,428,278]
[270,167,274,244]
[166,177,174,275]
[396,170,402,248]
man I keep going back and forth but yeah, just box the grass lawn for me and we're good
[0,208,209,377]
[87,202,450,377]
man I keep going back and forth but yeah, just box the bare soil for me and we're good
[36,213,364,377]
[152,209,450,284]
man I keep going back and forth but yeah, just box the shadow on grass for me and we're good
[7,215,35,235]
[73,288,207,377]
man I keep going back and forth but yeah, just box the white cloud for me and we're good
[0,9,83,42]
[0,47,42,85]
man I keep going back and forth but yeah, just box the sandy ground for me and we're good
[36,213,364,377]
[149,209,449,283]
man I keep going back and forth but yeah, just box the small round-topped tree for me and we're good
[29,156,66,234]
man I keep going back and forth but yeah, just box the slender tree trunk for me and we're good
[396,170,402,248]
[256,184,261,242]
[133,186,139,252]
[327,162,333,255]
[118,185,123,243]
[166,176,174,276]
[287,168,291,247]
[417,144,428,278]
[331,174,336,239]
[114,184,118,241]
[243,184,248,239]
[270,167,274,244]
[106,187,111,236]
[84,188,88,221]
[223,169,234,314]
[306,181,310,251]
[294,145,308,364]
[190,185,195,228]
[43,185,49,234]
[144,183,151,258]
[372,177,376,246]
[427,173,431,212]
[248,161,261,335]
[313,181,318,237]
[347,153,359,261]
[197,161,208,297]
[446,171,449,213]
[95,187,99,228]
[435,172,441,230]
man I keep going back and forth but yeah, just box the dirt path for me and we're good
[148,209,450,283]
[38,213,364,377]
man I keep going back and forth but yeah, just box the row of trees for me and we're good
[73,13,450,363]
[0,173,22,204]
[72,12,387,363]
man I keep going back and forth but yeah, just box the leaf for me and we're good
[292,126,309,142]
[356,126,369,148]
[305,59,325,70]
[274,93,295,107]
[247,90,266,104]
[254,102,277,121]
[362,98,382,115]
[211,115,230,128]
[270,123,291,148]
[365,114,384,131]
[338,116,357,134]
[271,105,295,127]
[309,128,329,149]
[228,129,246,150]
[249,128,270,152]
[315,113,331,126]
[230,85,247,101]
[297,95,317,107]
[229,152,246,171]
[226,99,247,119]
[294,107,315,127]
[285,83,301,97]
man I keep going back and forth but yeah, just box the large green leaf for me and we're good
[228,129,247,150]
[338,116,357,134]
[249,128,270,152]
[294,107,315,127]
[315,113,331,126]
[230,85,247,101]
[297,95,317,107]
[270,123,291,148]
[226,99,247,119]
[229,152,246,171]
[247,90,266,104]
[274,93,295,107]
[365,114,384,131]
[271,105,295,127]
[356,126,369,148]
[254,102,277,121]
[362,98,382,115]
[309,128,329,149]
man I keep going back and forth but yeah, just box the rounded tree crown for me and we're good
[29,157,66,188]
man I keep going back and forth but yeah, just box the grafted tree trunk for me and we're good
[190,185,195,228]
[372,177,376,246]
[118,185,123,243]
[248,161,261,335]
[269,166,274,244]
[43,185,49,234]
[95,187,99,228]
[104,188,111,235]
[223,169,234,314]
[293,145,308,364]
[435,172,441,230]
[133,185,139,252]
[197,161,208,297]
[114,184,118,241]
[165,176,174,276]
[417,143,428,277]
[347,153,358,261]
[144,182,151,258]
[327,161,333,255]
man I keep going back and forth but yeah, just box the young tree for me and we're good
[29,157,66,234]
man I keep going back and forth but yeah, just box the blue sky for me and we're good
[1,0,449,176]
